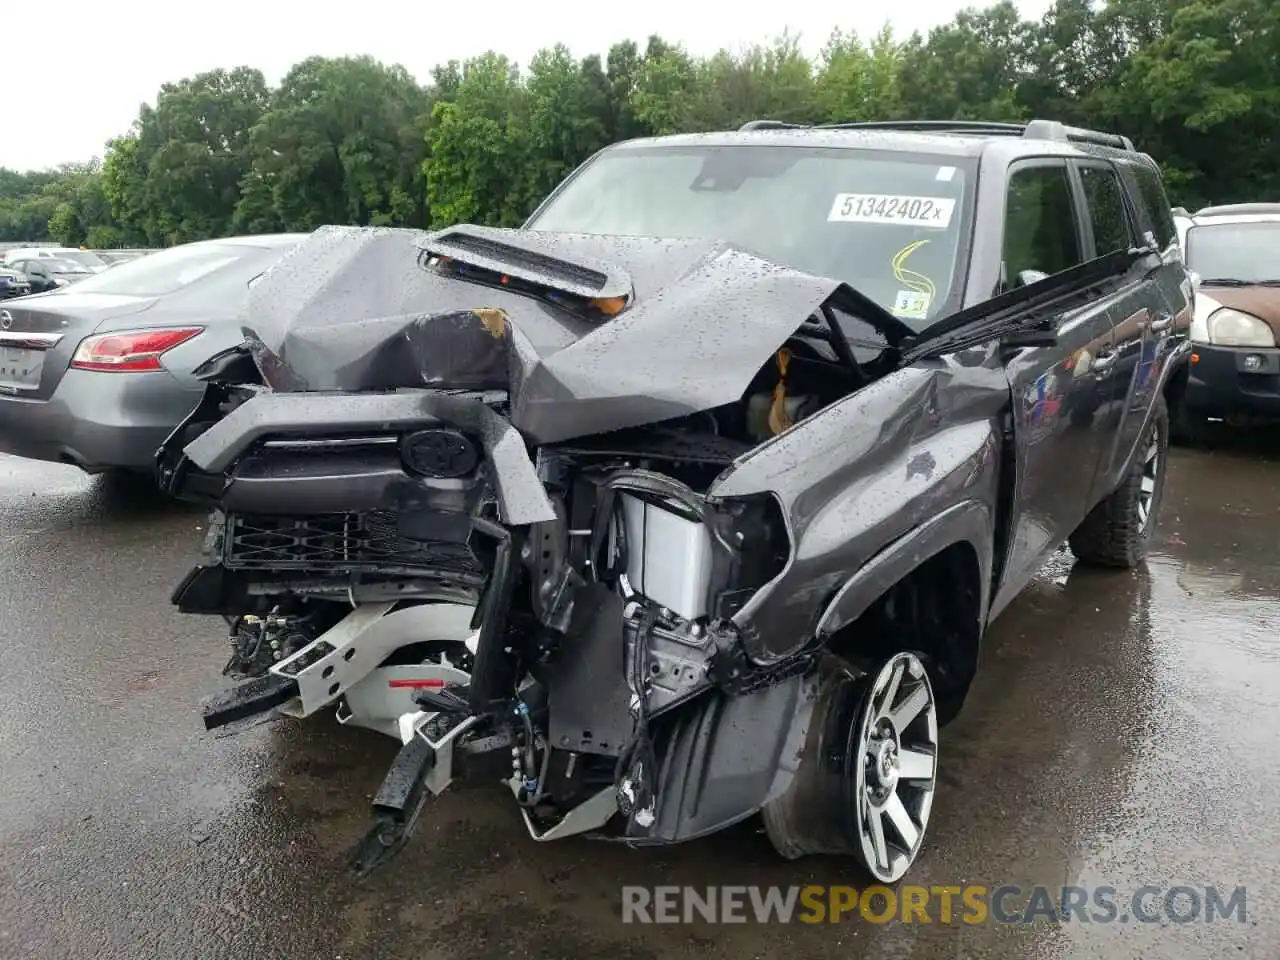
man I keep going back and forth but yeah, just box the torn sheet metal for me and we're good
[235,225,891,444]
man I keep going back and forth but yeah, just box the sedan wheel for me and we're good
[851,652,939,883]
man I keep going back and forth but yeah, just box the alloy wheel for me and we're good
[852,652,939,883]
[1138,428,1161,532]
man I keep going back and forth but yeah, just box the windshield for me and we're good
[59,250,108,269]
[525,144,974,328]
[47,258,92,274]
[1185,221,1280,283]
[67,243,252,296]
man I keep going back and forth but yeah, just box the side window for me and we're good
[1129,162,1177,248]
[1078,165,1135,255]
[1002,163,1084,287]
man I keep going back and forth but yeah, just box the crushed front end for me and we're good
[162,223,916,874]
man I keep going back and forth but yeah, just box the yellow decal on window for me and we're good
[890,240,937,320]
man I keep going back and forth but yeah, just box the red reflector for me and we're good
[388,678,446,689]
[70,326,204,372]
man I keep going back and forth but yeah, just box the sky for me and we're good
[2,0,1052,172]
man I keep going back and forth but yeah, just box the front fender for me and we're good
[815,498,992,639]
[709,357,1008,664]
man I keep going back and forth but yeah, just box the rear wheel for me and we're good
[1069,395,1168,568]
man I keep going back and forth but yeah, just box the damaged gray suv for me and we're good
[160,118,1192,882]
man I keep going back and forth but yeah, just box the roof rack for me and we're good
[1195,202,1280,218]
[737,117,1135,151]
[737,119,809,131]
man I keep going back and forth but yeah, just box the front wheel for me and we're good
[762,652,939,883]
[849,652,940,882]
[1069,395,1169,568]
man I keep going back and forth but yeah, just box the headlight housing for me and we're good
[1207,308,1276,348]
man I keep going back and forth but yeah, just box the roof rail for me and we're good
[1026,119,1135,151]
[738,119,809,131]
[818,120,1026,137]
[736,117,1135,151]
[1195,202,1280,218]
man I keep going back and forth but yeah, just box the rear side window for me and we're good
[1078,164,1135,255]
[1002,162,1084,286]
[1128,161,1177,248]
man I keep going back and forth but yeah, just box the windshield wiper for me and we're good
[1198,278,1251,286]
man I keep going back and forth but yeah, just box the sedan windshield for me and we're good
[46,259,93,274]
[59,250,108,269]
[525,144,974,328]
[1185,221,1280,283]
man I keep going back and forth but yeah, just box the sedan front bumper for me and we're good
[1185,342,1280,422]
[0,368,204,472]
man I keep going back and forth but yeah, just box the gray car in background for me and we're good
[0,233,305,473]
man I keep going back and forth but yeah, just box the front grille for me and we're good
[223,511,482,576]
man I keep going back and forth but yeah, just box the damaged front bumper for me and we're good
[165,383,825,873]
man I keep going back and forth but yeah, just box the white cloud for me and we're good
[3,0,1052,171]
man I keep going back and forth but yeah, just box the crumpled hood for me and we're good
[235,224,879,444]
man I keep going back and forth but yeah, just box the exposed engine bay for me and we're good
[162,223,956,878]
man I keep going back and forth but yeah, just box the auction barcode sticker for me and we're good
[827,193,957,228]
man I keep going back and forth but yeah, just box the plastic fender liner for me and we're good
[619,670,818,844]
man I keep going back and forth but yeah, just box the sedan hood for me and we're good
[1199,283,1280,338]
[235,224,898,444]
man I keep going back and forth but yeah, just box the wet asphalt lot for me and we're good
[0,436,1277,960]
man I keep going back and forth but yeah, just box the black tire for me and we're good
[1069,394,1169,569]
[1168,393,1211,446]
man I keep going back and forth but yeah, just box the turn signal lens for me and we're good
[71,327,204,372]
[590,296,628,316]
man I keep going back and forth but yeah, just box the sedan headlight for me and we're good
[1207,308,1276,348]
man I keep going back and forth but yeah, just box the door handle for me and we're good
[1149,312,1174,333]
[1090,348,1118,373]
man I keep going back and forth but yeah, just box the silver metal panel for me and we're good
[614,492,714,621]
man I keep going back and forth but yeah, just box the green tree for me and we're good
[815,26,903,123]
[630,36,700,135]
[898,1,1035,121]
[7,3,1280,240]
[424,53,532,227]
[686,33,818,130]
[102,67,270,244]
[523,45,613,202]
[238,56,429,231]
